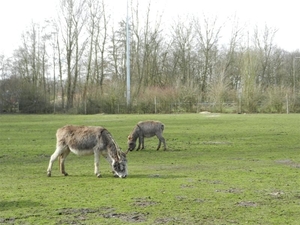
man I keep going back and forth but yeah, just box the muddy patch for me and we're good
[57,207,147,224]
[176,196,187,201]
[0,218,15,224]
[180,184,194,188]
[132,197,158,207]
[57,207,106,224]
[57,207,98,215]
[269,191,285,197]
[194,198,206,203]
[236,201,257,207]
[275,159,294,165]
[199,179,223,184]
[275,159,300,168]
[154,217,185,224]
[103,211,147,223]
[216,188,242,194]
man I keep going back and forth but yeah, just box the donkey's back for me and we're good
[138,120,164,137]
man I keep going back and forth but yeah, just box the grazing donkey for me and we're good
[127,120,166,151]
[47,125,128,178]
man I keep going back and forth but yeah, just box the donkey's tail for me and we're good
[161,123,165,131]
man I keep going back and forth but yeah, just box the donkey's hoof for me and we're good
[47,172,51,177]
[63,173,68,176]
[97,174,102,178]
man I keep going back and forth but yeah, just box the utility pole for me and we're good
[126,0,130,106]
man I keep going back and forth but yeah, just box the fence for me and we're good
[84,101,239,114]
[2,98,299,114]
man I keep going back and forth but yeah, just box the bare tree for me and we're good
[169,17,195,87]
[240,34,261,113]
[254,25,278,88]
[82,0,97,114]
[206,16,243,112]
[219,15,243,90]
[194,16,222,98]
[94,0,109,93]
[130,1,163,94]
[58,0,87,110]
[9,22,52,113]
[109,22,126,83]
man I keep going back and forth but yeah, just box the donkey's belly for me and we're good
[69,148,94,156]
[144,133,155,138]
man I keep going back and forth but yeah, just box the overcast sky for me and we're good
[0,0,300,56]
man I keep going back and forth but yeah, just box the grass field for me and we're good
[0,113,300,224]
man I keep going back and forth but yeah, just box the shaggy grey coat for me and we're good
[47,125,128,178]
[127,120,166,151]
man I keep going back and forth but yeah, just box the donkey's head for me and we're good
[112,150,128,178]
[127,135,136,151]
[103,130,128,178]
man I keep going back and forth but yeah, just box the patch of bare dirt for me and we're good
[154,217,184,224]
[103,211,147,223]
[275,159,294,165]
[275,159,300,168]
[236,201,257,207]
[199,179,223,184]
[215,188,242,194]
[176,196,187,201]
[57,207,147,224]
[132,197,158,207]
[57,208,104,225]
[0,214,40,224]
[58,208,98,215]
[180,184,194,188]
[194,198,205,203]
[0,218,15,224]
[269,191,285,197]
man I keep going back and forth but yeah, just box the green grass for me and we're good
[0,113,300,224]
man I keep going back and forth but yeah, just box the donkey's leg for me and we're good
[94,150,101,178]
[156,133,166,150]
[162,137,166,150]
[156,133,162,150]
[161,136,166,150]
[104,155,117,177]
[157,138,161,150]
[136,136,142,151]
[141,136,145,150]
[47,145,66,177]
[59,148,70,176]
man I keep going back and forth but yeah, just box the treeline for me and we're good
[0,0,300,114]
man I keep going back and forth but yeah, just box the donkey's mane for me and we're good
[129,124,141,141]
[101,129,123,159]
